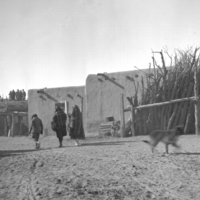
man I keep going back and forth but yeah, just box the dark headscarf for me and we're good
[32,114,38,119]
[55,105,62,112]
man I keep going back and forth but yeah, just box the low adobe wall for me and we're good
[85,70,146,133]
[28,86,85,136]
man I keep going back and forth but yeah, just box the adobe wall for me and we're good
[86,70,147,133]
[28,86,85,136]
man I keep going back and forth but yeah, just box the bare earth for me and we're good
[1,134,200,200]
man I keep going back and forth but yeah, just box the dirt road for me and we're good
[1,134,200,200]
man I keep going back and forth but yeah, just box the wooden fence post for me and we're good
[194,65,200,135]
[81,97,83,114]
[19,115,22,136]
[11,113,15,137]
[120,94,125,137]
[4,116,7,136]
[131,105,135,136]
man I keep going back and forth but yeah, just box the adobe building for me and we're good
[0,100,28,136]
[28,86,85,136]
[86,70,145,133]
[28,69,146,136]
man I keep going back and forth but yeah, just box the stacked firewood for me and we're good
[130,48,200,135]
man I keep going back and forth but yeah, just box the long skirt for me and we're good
[56,125,67,139]
[69,106,85,139]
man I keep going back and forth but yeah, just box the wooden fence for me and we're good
[120,95,199,137]
[98,48,200,137]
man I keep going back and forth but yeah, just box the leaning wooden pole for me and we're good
[19,116,22,136]
[11,113,15,137]
[120,94,125,137]
[4,116,7,136]
[131,105,135,136]
[81,97,83,114]
[125,96,198,112]
[194,64,200,135]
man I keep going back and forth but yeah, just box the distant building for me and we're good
[85,70,145,133]
[28,69,147,136]
[0,100,28,136]
[28,86,85,136]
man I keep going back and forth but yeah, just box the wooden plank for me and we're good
[131,105,135,136]
[100,123,113,126]
[100,129,112,132]
[97,73,124,90]
[194,64,200,135]
[100,128,112,130]
[100,130,112,133]
[100,125,113,128]
[100,128,112,132]
[120,94,125,137]
[99,121,113,135]
[125,96,197,111]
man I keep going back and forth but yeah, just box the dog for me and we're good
[143,126,184,154]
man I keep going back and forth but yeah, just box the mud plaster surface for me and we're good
[1,134,200,200]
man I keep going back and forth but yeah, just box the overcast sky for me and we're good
[0,0,200,98]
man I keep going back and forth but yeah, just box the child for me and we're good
[29,114,43,149]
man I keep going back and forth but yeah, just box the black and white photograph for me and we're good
[1,0,200,199]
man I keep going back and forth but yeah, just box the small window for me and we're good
[55,102,65,111]
[55,101,68,114]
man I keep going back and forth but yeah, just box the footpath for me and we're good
[1,135,200,200]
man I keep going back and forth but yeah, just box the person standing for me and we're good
[19,90,22,100]
[22,89,26,100]
[11,90,16,100]
[52,105,67,147]
[16,89,20,100]
[9,91,12,100]
[29,114,43,149]
[69,105,85,146]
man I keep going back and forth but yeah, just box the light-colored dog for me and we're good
[143,126,184,154]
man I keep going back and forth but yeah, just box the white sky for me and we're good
[0,0,200,97]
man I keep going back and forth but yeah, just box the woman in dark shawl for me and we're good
[52,105,67,147]
[68,105,85,146]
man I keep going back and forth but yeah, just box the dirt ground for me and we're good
[1,134,200,200]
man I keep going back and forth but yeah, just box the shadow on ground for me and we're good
[172,152,200,155]
[80,140,140,147]
[0,148,52,158]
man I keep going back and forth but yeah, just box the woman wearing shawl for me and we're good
[52,105,67,147]
[68,105,85,146]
